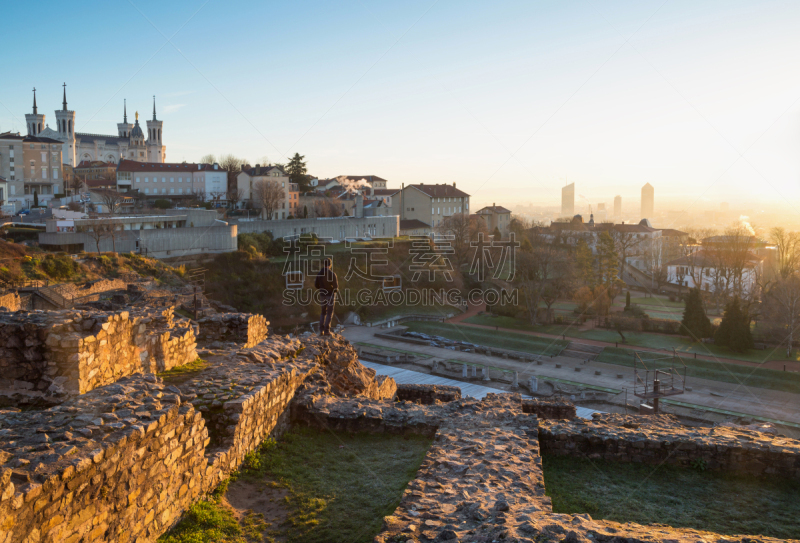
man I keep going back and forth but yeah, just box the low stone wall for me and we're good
[0,333,394,543]
[0,308,197,404]
[395,383,462,404]
[0,292,20,311]
[539,414,800,478]
[196,313,269,348]
[522,397,576,420]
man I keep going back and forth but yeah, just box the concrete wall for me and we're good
[233,215,399,240]
[38,224,237,259]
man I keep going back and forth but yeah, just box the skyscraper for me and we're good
[614,195,622,218]
[561,182,574,217]
[641,183,654,219]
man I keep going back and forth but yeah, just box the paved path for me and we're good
[360,359,602,419]
[445,318,800,372]
[344,326,800,426]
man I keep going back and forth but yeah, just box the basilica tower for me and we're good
[117,99,133,138]
[54,83,77,166]
[25,88,45,136]
[145,96,164,162]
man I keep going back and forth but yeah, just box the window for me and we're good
[162,177,166,183]
[145,177,149,183]
[170,188,174,194]
[170,177,174,183]
[136,177,140,183]
[53,168,59,179]
[42,168,47,179]
[144,188,149,194]
[41,152,46,162]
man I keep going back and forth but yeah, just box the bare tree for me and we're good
[200,154,216,164]
[515,230,572,325]
[252,179,284,220]
[218,154,246,192]
[763,275,800,358]
[227,188,244,209]
[770,227,800,280]
[312,197,343,218]
[83,221,112,253]
[436,213,487,268]
[94,189,126,216]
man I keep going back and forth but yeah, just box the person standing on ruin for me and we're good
[315,257,339,336]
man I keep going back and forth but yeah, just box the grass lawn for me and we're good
[596,347,800,393]
[404,320,568,356]
[161,427,431,543]
[627,295,685,308]
[466,314,799,364]
[542,454,800,540]
[367,302,456,322]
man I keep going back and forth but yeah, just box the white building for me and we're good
[666,249,763,295]
[116,160,227,202]
[24,86,166,166]
[237,165,299,219]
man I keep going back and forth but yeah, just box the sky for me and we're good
[2,0,800,214]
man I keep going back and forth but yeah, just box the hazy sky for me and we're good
[2,0,800,212]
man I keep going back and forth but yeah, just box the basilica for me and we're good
[25,85,166,167]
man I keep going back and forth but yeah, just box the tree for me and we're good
[597,231,623,299]
[680,288,712,340]
[312,197,342,218]
[437,213,487,269]
[625,291,631,310]
[286,152,312,193]
[574,286,594,320]
[33,190,39,208]
[575,239,594,289]
[303,205,308,218]
[252,179,284,220]
[218,154,246,192]
[226,188,244,210]
[95,189,125,215]
[515,229,572,325]
[492,226,502,240]
[200,154,216,164]
[763,275,800,358]
[714,297,754,352]
[610,228,643,278]
[85,220,112,253]
[153,199,172,210]
[770,227,800,280]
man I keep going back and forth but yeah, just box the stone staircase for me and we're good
[561,341,604,360]
[34,285,73,309]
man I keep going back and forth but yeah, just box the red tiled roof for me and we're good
[116,159,227,173]
[408,183,469,198]
[476,205,511,214]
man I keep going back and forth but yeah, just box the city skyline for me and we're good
[2,1,800,212]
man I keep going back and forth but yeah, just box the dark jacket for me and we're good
[315,268,339,296]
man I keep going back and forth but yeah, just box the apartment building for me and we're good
[0,133,65,209]
[392,182,470,230]
[237,164,299,219]
[116,159,228,202]
[476,204,511,235]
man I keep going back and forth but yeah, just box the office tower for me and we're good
[561,182,574,217]
[641,183,654,219]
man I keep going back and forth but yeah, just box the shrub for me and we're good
[40,254,79,280]
[153,199,173,209]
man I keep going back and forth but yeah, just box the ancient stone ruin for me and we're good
[0,305,798,543]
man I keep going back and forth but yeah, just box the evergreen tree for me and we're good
[286,153,311,193]
[597,231,620,294]
[714,297,754,352]
[33,190,39,208]
[680,288,711,340]
[303,205,308,218]
[625,291,631,309]
[575,239,595,288]
[492,226,502,240]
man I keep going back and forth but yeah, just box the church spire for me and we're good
[62,83,68,111]
[152,95,157,120]
[32,87,37,115]
[124,99,127,123]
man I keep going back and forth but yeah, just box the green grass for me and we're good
[366,302,456,322]
[158,481,261,543]
[235,427,432,543]
[158,358,210,385]
[596,348,800,393]
[627,295,685,308]
[542,454,800,540]
[467,314,800,364]
[403,320,568,356]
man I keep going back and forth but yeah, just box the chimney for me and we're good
[356,192,364,219]
[453,182,456,188]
